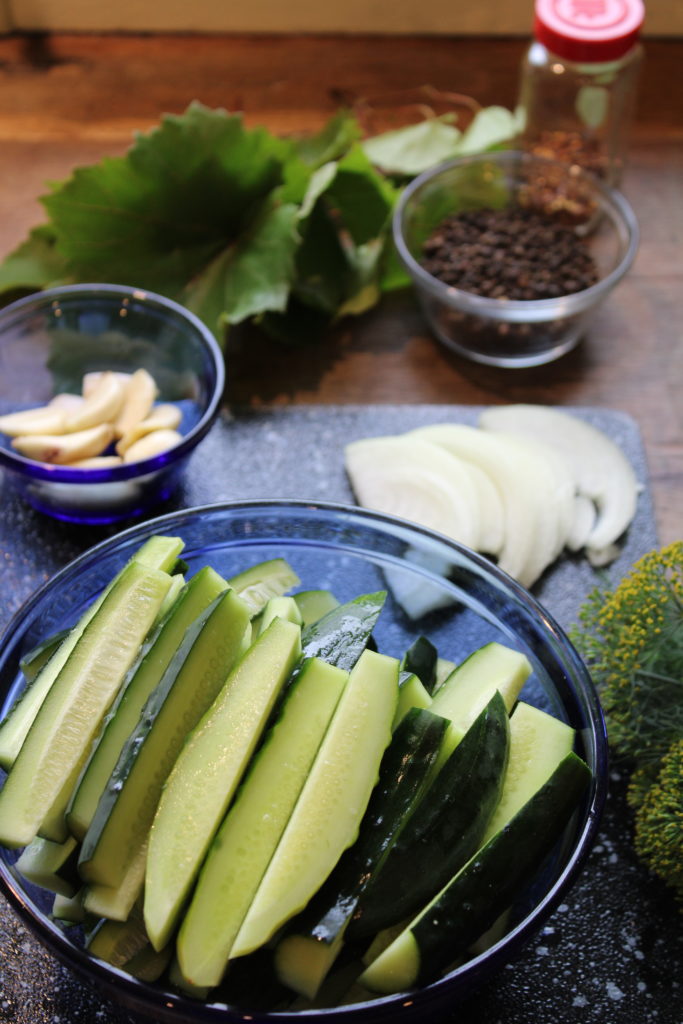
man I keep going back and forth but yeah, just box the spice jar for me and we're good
[516,0,644,187]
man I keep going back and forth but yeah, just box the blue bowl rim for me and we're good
[0,283,225,483]
[392,149,640,321]
[0,498,609,1023]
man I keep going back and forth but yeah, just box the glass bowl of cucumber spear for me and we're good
[0,500,607,1024]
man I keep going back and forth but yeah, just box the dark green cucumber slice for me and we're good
[275,707,449,999]
[230,648,399,959]
[359,751,591,993]
[0,534,183,772]
[144,616,303,952]
[228,559,300,616]
[175,656,348,987]
[86,903,149,966]
[393,672,432,727]
[400,636,438,693]
[0,562,173,849]
[347,690,510,944]
[125,942,173,982]
[78,588,251,889]
[293,590,339,626]
[66,566,228,841]
[15,835,80,897]
[299,591,386,671]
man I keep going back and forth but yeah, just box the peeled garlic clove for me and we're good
[115,369,158,439]
[116,404,182,456]
[69,455,124,469]
[122,428,182,464]
[49,393,85,413]
[12,423,114,465]
[65,372,126,433]
[82,370,132,398]
[0,405,66,437]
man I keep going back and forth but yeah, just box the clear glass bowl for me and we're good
[0,500,607,1024]
[0,284,224,523]
[393,150,639,368]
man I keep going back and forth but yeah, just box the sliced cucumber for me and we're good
[299,591,386,671]
[66,566,228,841]
[0,534,183,772]
[228,558,300,616]
[400,636,438,693]
[430,641,531,733]
[82,841,147,922]
[15,835,80,897]
[359,752,591,993]
[257,595,303,635]
[144,616,303,952]
[275,707,448,1000]
[293,590,339,626]
[86,904,149,967]
[0,562,172,849]
[78,588,252,889]
[393,672,432,727]
[231,648,399,958]
[51,889,85,924]
[348,691,510,944]
[19,629,69,683]
[175,656,348,987]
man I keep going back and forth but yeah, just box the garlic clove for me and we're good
[115,369,158,439]
[122,428,183,463]
[116,404,182,456]
[82,370,133,398]
[11,423,115,465]
[64,372,126,434]
[69,455,124,469]
[0,406,67,438]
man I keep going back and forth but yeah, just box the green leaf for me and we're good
[323,145,397,246]
[0,225,72,296]
[293,111,361,168]
[361,117,462,177]
[452,106,521,156]
[181,201,301,329]
[42,103,292,295]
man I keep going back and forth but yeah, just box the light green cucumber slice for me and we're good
[393,672,432,727]
[19,630,69,683]
[175,656,348,987]
[15,835,79,897]
[0,534,183,772]
[230,648,399,958]
[66,566,228,841]
[78,588,252,889]
[257,595,303,635]
[481,700,575,843]
[228,558,300,616]
[430,641,531,734]
[144,616,302,952]
[51,889,85,924]
[0,562,172,849]
[83,841,147,922]
[125,942,173,982]
[293,590,340,627]
[86,903,149,966]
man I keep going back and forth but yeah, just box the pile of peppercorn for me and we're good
[420,206,599,301]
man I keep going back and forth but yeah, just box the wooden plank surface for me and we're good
[0,33,681,545]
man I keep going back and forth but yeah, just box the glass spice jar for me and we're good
[516,0,644,188]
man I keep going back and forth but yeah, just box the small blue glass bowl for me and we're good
[0,500,608,1024]
[0,284,224,524]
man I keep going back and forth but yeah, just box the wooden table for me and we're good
[0,33,681,547]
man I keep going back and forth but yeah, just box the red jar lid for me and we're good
[534,0,644,63]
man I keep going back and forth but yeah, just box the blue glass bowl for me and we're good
[0,500,608,1023]
[0,284,224,524]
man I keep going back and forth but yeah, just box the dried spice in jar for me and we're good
[420,206,599,300]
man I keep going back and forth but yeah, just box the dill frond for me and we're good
[633,737,683,904]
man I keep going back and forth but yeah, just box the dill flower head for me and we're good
[572,541,683,771]
[633,737,683,904]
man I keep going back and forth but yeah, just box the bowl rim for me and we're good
[392,149,640,321]
[0,282,225,483]
[0,498,609,1022]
